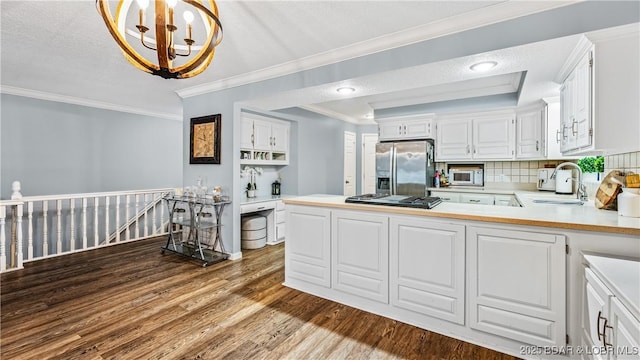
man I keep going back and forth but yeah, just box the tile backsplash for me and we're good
[604,151,639,175]
[435,160,567,186]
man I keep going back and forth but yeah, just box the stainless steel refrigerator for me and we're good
[375,139,435,197]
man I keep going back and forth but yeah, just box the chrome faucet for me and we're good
[554,162,588,201]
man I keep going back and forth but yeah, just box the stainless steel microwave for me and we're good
[448,166,484,186]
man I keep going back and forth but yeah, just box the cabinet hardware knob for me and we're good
[602,318,613,347]
[536,140,539,151]
[556,129,561,143]
[572,119,578,136]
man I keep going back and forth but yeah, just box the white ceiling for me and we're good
[0,0,585,121]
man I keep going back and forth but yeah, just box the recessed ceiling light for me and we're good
[336,87,356,94]
[470,61,498,72]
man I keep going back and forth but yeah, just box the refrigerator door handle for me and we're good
[391,145,396,195]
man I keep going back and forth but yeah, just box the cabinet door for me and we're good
[473,116,514,159]
[460,193,494,205]
[285,205,331,288]
[610,297,640,360]
[583,268,612,360]
[403,119,432,139]
[240,117,254,150]
[379,121,404,141]
[436,119,472,160]
[271,121,289,152]
[390,217,465,324]
[332,210,389,303]
[561,73,577,152]
[516,109,545,159]
[494,195,518,207]
[574,52,593,150]
[276,223,285,241]
[468,226,566,346]
[252,119,273,151]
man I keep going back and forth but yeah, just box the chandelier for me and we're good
[96,0,223,79]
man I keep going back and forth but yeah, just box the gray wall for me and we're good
[0,94,183,199]
[275,107,357,195]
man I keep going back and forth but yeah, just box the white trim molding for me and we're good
[1,86,182,121]
[176,1,579,99]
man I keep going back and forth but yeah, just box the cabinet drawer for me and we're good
[276,210,285,224]
[240,201,276,214]
[430,191,460,203]
[460,194,494,205]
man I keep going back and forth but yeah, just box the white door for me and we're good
[361,133,378,194]
[270,121,289,152]
[343,131,356,196]
[516,109,544,159]
[240,117,254,149]
[252,119,273,151]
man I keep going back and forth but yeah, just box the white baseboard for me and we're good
[227,251,243,261]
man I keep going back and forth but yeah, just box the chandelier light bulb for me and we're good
[166,0,178,8]
[183,11,194,24]
[136,0,149,9]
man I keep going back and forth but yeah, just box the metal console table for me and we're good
[162,194,230,267]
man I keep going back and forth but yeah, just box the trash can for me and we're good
[241,215,267,249]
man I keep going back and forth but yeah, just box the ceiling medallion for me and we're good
[96,0,223,79]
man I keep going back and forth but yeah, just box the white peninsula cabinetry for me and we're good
[377,114,434,141]
[285,203,567,356]
[240,113,290,165]
[436,110,515,161]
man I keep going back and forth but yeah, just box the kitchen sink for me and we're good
[531,199,584,205]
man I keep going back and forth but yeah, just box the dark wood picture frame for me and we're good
[189,114,221,164]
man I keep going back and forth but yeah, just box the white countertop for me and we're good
[583,253,640,319]
[283,192,640,235]
[241,194,294,205]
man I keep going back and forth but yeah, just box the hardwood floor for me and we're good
[1,237,518,360]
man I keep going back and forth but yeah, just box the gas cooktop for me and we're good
[345,194,442,209]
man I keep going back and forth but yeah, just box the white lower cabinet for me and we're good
[285,205,331,287]
[467,226,566,347]
[460,193,494,205]
[390,217,465,324]
[430,191,460,203]
[332,210,389,303]
[275,200,285,242]
[582,257,640,360]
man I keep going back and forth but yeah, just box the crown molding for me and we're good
[176,1,579,99]
[585,22,640,42]
[554,35,594,83]
[1,86,182,121]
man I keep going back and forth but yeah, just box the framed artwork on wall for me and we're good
[189,114,221,164]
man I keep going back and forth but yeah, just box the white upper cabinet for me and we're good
[516,105,546,159]
[558,31,639,155]
[436,118,473,160]
[436,110,514,161]
[377,114,434,141]
[240,113,290,165]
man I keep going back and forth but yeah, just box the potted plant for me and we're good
[246,182,256,198]
[578,156,605,182]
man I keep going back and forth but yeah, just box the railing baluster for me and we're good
[69,199,75,252]
[104,196,110,243]
[115,196,121,243]
[43,201,48,256]
[27,202,33,260]
[160,193,165,233]
[0,206,6,271]
[15,204,23,269]
[152,193,157,235]
[143,194,149,238]
[56,199,62,254]
[135,194,140,239]
[94,197,99,247]
[82,198,88,250]
[125,194,131,241]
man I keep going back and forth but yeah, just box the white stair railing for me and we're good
[0,188,173,272]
